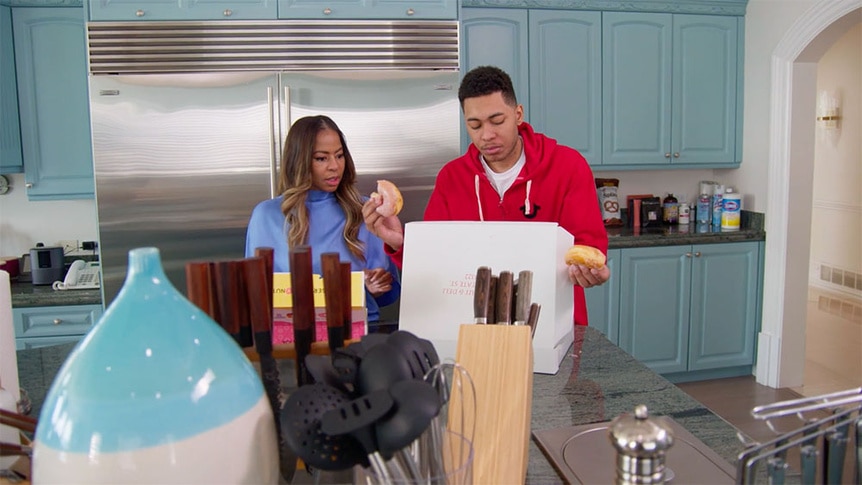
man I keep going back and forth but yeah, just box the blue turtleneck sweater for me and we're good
[245,190,400,322]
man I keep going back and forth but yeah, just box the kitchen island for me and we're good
[17,326,745,483]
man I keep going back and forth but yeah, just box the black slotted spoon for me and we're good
[281,382,368,472]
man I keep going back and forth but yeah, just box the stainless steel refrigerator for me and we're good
[87,20,461,304]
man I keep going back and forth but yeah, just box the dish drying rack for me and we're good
[736,386,861,484]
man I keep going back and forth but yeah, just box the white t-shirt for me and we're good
[482,139,526,197]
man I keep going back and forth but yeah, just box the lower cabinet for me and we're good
[587,242,761,382]
[12,304,103,350]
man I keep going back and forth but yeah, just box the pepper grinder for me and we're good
[608,404,675,484]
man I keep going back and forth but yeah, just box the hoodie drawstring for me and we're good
[524,179,532,216]
[474,174,485,221]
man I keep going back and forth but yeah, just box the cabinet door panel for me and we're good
[1,5,23,174]
[13,8,94,200]
[278,0,455,19]
[529,10,601,165]
[688,242,758,370]
[460,8,529,150]
[586,249,619,344]
[672,15,737,165]
[602,12,672,166]
[90,0,276,21]
[13,304,103,338]
[619,245,689,374]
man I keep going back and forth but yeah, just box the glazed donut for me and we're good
[371,179,403,217]
[564,245,606,269]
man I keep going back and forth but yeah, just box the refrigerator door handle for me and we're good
[267,86,278,198]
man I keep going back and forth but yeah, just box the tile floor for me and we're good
[679,287,861,440]
[677,287,861,479]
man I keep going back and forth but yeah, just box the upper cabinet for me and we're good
[0,5,23,174]
[460,8,529,151]
[602,12,740,168]
[277,0,457,19]
[460,5,745,170]
[13,7,94,200]
[85,0,456,20]
[529,10,601,165]
[87,0,277,21]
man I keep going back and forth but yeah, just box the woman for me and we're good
[245,115,400,324]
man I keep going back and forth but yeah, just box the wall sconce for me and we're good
[816,90,841,131]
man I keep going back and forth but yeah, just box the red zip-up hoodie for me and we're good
[389,122,608,326]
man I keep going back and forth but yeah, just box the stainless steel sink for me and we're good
[533,417,736,484]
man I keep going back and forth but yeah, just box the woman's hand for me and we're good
[364,267,394,297]
[567,263,610,288]
[362,197,404,251]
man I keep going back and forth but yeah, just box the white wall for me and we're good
[0,173,99,257]
[810,23,862,293]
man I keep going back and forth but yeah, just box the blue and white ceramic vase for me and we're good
[32,247,278,484]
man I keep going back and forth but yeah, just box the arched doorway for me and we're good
[758,0,861,388]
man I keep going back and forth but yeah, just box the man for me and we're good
[363,65,609,326]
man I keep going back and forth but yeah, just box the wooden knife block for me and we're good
[452,324,533,484]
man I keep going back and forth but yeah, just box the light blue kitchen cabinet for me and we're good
[618,244,690,374]
[602,12,739,168]
[87,0,276,21]
[13,7,94,200]
[13,304,103,350]
[528,10,601,166]
[277,0,456,19]
[0,5,23,174]
[618,242,759,381]
[686,242,759,373]
[460,8,529,151]
[585,248,620,344]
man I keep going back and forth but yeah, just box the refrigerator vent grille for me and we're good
[87,20,459,74]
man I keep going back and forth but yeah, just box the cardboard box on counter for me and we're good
[398,221,574,374]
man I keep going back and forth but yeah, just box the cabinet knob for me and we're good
[664,153,671,158]
[135,9,145,17]
[406,8,415,15]
[673,152,680,158]
[25,183,33,188]
[694,252,702,257]
[685,252,692,258]
[322,7,332,15]
[53,318,63,325]
[223,9,232,17]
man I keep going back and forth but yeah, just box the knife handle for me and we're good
[320,252,345,352]
[243,257,272,354]
[513,270,533,325]
[495,271,514,325]
[254,247,275,311]
[340,261,353,339]
[289,246,315,386]
[487,276,497,325]
[473,266,492,324]
[185,261,215,319]
[527,302,541,339]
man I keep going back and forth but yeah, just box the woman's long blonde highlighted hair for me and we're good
[278,115,365,261]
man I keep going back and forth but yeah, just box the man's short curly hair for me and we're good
[458,66,518,107]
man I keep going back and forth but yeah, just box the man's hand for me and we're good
[567,263,610,288]
[364,268,394,297]
[362,197,405,251]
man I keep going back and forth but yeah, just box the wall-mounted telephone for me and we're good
[52,260,101,290]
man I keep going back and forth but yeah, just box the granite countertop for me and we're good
[9,280,102,308]
[606,210,765,249]
[527,326,745,482]
[16,327,745,483]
